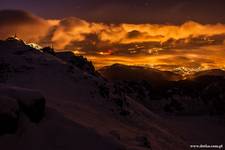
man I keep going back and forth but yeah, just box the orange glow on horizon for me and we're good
[1,13,225,73]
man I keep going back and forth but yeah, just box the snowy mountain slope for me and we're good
[0,85,122,150]
[0,38,186,150]
[97,63,225,147]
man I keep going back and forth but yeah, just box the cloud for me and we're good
[1,10,225,70]
[0,10,51,42]
[45,19,225,51]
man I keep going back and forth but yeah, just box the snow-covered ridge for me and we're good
[0,37,187,150]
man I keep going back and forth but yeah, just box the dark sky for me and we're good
[1,0,225,24]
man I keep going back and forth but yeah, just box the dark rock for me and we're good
[0,86,46,123]
[56,51,97,76]
[136,136,152,149]
[11,90,46,123]
[40,47,55,55]
[0,96,19,135]
[119,110,130,116]
[18,96,45,123]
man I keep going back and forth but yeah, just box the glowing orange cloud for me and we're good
[0,10,50,43]
[47,19,225,48]
[1,10,225,72]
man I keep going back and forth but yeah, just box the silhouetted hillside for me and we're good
[99,64,225,115]
[192,69,225,79]
[0,37,188,150]
[99,63,182,86]
[56,51,97,76]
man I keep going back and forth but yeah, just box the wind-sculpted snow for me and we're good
[0,87,124,150]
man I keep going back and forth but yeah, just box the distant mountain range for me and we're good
[99,63,182,84]
[99,63,225,83]
[99,63,225,115]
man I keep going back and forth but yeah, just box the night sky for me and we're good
[1,0,225,70]
[1,0,225,24]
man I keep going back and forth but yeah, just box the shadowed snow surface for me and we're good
[0,39,187,150]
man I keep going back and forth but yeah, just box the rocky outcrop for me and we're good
[0,96,19,135]
[56,51,97,76]
[0,85,46,135]
[40,46,56,55]
[10,88,46,123]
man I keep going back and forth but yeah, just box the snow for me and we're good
[0,108,124,150]
[0,39,188,149]
[0,85,44,106]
